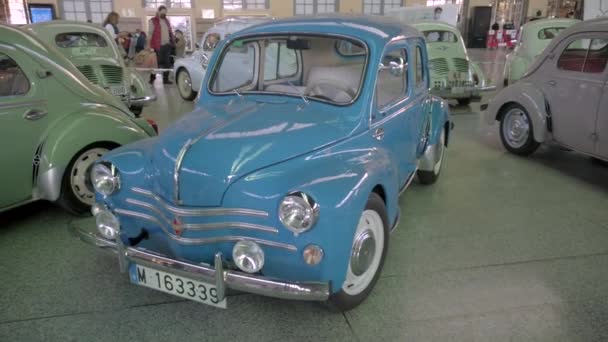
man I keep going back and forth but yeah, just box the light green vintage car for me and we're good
[503,18,579,86]
[24,21,156,115]
[0,24,156,214]
[413,21,490,106]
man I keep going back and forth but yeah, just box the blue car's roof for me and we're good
[233,15,422,44]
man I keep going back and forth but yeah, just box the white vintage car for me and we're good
[503,18,579,86]
[173,16,271,101]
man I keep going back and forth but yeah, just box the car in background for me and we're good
[72,16,452,311]
[485,18,608,161]
[503,18,579,86]
[0,24,156,214]
[173,16,271,101]
[413,21,491,106]
[24,21,156,115]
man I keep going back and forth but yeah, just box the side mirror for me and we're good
[201,54,209,69]
[380,56,406,77]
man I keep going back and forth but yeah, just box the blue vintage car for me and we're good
[72,16,452,311]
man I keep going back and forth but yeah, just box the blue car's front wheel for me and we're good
[327,192,389,311]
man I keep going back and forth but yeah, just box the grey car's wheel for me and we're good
[57,145,113,215]
[177,69,197,101]
[418,128,446,185]
[327,192,388,311]
[499,103,540,156]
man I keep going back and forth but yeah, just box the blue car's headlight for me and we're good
[91,162,120,197]
[278,192,319,235]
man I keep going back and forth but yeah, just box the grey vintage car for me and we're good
[485,17,608,161]
[24,21,156,115]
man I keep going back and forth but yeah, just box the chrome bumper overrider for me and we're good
[69,223,330,302]
[128,94,157,106]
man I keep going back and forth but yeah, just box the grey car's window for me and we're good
[55,32,108,48]
[203,33,221,51]
[558,38,608,73]
[264,41,298,81]
[377,49,407,108]
[0,53,30,97]
[423,30,458,43]
[538,27,567,40]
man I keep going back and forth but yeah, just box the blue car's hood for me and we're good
[150,99,360,206]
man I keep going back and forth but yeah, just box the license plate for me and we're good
[110,86,127,96]
[452,87,465,94]
[130,264,227,308]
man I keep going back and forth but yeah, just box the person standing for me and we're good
[147,6,174,84]
[103,12,121,42]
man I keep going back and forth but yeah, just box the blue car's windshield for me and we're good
[209,35,368,105]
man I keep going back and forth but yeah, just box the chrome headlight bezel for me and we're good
[91,161,121,197]
[278,192,319,235]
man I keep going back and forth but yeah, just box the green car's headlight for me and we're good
[91,162,120,197]
[278,192,319,235]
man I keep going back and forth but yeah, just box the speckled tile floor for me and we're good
[1,50,608,342]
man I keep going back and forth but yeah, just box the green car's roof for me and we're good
[412,21,462,37]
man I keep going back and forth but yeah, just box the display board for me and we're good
[29,4,55,23]
[385,4,460,26]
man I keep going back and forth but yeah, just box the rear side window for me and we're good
[558,38,608,73]
[538,27,567,40]
[415,46,424,85]
[376,49,407,108]
[423,30,458,43]
[55,32,108,48]
[264,41,298,81]
[0,53,30,97]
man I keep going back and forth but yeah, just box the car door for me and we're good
[591,40,608,159]
[0,47,49,208]
[371,42,424,188]
[541,34,608,153]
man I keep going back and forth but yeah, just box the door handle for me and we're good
[548,80,557,86]
[23,109,48,121]
[373,127,385,141]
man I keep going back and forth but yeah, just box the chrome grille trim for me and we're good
[126,198,278,234]
[131,187,268,217]
[114,208,295,251]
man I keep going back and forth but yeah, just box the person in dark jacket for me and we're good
[147,5,174,84]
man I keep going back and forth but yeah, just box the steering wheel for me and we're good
[305,81,356,103]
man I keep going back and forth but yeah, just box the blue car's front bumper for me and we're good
[69,223,330,302]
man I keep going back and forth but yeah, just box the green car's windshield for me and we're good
[209,35,367,105]
[423,30,458,43]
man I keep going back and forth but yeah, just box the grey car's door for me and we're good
[595,68,608,159]
[541,34,608,154]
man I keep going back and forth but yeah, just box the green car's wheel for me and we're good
[177,69,197,101]
[327,192,389,311]
[57,144,114,215]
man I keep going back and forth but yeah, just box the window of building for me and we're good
[0,53,30,97]
[426,0,462,6]
[558,38,608,73]
[377,49,407,108]
[295,0,337,15]
[8,0,28,24]
[363,0,401,15]
[144,0,192,9]
[61,0,112,23]
[222,0,268,10]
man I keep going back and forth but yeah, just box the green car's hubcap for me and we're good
[70,147,108,205]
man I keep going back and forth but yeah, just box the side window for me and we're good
[415,46,424,86]
[203,33,221,51]
[211,41,256,92]
[376,49,407,108]
[264,42,298,81]
[0,53,30,97]
[557,38,608,73]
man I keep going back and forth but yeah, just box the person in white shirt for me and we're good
[103,12,121,41]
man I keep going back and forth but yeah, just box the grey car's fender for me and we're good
[485,81,548,143]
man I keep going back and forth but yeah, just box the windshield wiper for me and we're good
[286,80,309,106]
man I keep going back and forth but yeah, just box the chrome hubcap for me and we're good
[502,108,530,148]
[178,71,192,96]
[343,210,384,296]
[70,147,108,205]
